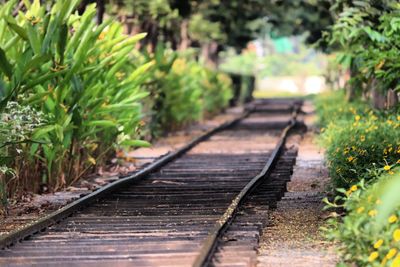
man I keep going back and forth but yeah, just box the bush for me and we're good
[324,169,400,266]
[317,91,400,188]
[145,49,202,135]
[0,102,45,212]
[201,71,232,116]
[318,90,400,266]
[322,112,400,188]
[145,47,232,136]
[0,1,150,191]
[314,90,368,128]
[0,1,233,200]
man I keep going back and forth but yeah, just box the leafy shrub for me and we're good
[324,168,400,266]
[318,90,400,266]
[314,90,368,128]
[145,49,202,135]
[0,1,233,200]
[0,102,45,212]
[201,71,232,116]
[316,91,400,188]
[322,112,400,188]
[0,1,150,190]
[145,47,232,136]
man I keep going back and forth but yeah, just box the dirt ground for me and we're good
[257,102,338,267]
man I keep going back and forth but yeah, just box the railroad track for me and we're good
[0,98,303,267]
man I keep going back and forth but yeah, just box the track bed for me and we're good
[0,99,302,267]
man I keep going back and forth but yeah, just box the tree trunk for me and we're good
[229,74,242,107]
[387,89,398,109]
[77,0,92,15]
[149,22,159,53]
[140,20,159,53]
[179,19,190,50]
[345,84,356,102]
[371,79,386,109]
[245,76,256,103]
[201,42,219,68]
[360,81,371,101]
[96,0,105,24]
[346,60,358,101]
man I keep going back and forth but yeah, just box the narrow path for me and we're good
[257,101,337,267]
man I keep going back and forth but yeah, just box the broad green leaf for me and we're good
[376,172,400,228]
[26,23,42,55]
[65,6,96,54]
[127,61,155,82]
[0,48,12,80]
[111,33,147,53]
[23,54,52,76]
[5,17,28,40]
[120,140,151,148]
[33,125,56,139]
[85,120,117,127]
[57,23,68,64]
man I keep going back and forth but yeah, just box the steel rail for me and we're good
[192,102,302,267]
[0,111,253,249]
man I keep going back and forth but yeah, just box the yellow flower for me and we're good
[360,135,366,142]
[397,115,400,121]
[350,185,358,192]
[393,229,400,242]
[368,251,379,262]
[376,60,385,70]
[355,115,361,121]
[384,165,392,171]
[98,31,106,40]
[369,210,378,217]
[347,156,355,162]
[115,72,124,80]
[391,255,400,267]
[397,159,400,164]
[387,248,398,259]
[357,207,365,213]
[374,239,384,249]
[389,215,398,224]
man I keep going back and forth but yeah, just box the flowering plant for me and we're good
[324,170,400,266]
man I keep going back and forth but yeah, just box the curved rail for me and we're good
[0,111,252,249]
[192,102,302,267]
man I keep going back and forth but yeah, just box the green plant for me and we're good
[324,169,400,266]
[144,46,232,136]
[320,103,400,188]
[314,90,367,128]
[0,101,45,213]
[201,70,232,116]
[0,1,150,191]
[324,0,400,103]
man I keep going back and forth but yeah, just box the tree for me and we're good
[101,0,338,67]
[324,0,400,106]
